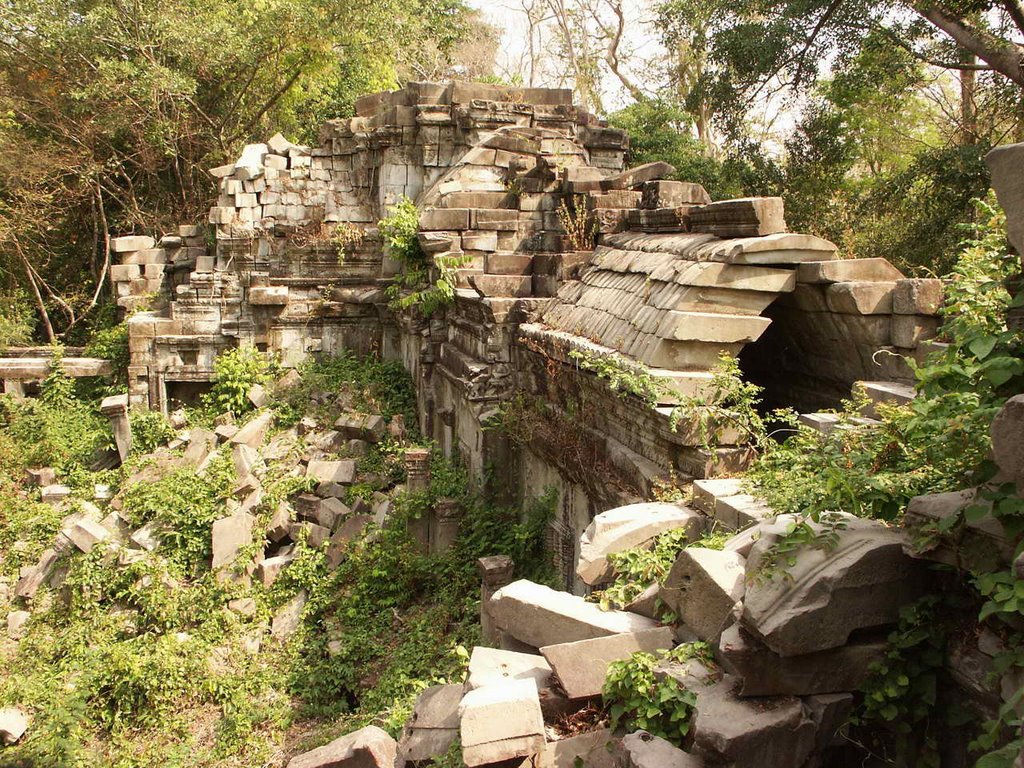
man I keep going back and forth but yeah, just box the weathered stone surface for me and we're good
[397,684,462,765]
[459,678,545,767]
[992,395,1024,492]
[718,623,886,696]
[692,676,815,767]
[621,730,701,768]
[576,502,703,585]
[662,548,745,642]
[742,515,925,656]
[7,610,30,640]
[825,281,895,315]
[24,467,56,487]
[892,314,939,347]
[903,488,1014,570]
[893,278,944,316]
[63,518,111,553]
[602,162,676,191]
[540,627,675,700]
[287,725,397,768]
[0,707,28,745]
[40,484,71,504]
[14,548,61,599]
[489,579,660,648]
[230,411,274,448]
[540,729,622,768]
[325,515,373,569]
[183,428,217,466]
[257,552,297,587]
[211,512,254,570]
[271,590,307,640]
[306,460,357,484]
[689,197,786,238]
[986,143,1024,256]
[856,380,915,418]
[467,646,552,690]
[334,413,386,442]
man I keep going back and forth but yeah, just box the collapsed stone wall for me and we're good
[110,80,944,591]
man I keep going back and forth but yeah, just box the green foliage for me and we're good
[0,289,34,346]
[855,596,949,766]
[570,347,670,407]
[381,196,470,317]
[204,345,278,416]
[84,321,130,387]
[594,528,691,616]
[603,643,711,744]
[128,409,176,455]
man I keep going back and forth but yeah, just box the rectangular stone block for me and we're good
[420,208,470,231]
[893,278,944,316]
[459,679,545,767]
[111,235,156,253]
[797,258,903,284]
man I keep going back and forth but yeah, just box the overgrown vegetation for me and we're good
[381,197,470,317]
[203,345,279,416]
[0,350,554,766]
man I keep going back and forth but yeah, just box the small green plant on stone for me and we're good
[595,528,691,616]
[569,348,671,407]
[332,222,364,264]
[603,643,712,745]
[204,345,278,416]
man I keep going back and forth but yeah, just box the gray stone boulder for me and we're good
[661,548,745,642]
[459,678,545,767]
[576,502,704,586]
[287,725,397,768]
[230,410,274,448]
[396,684,461,766]
[986,143,1024,256]
[0,706,28,745]
[992,395,1024,493]
[539,728,623,768]
[466,646,551,690]
[621,730,702,768]
[211,512,254,570]
[489,579,660,648]
[742,514,925,656]
[691,676,815,767]
[718,622,886,697]
[306,460,356,485]
[539,627,675,700]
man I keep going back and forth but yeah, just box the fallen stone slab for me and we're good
[621,730,702,768]
[334,413,386,443]
[540,627,675,700]
[230,411,274,448]
[742,514,926,656]
[287,725,397,768]
[539,728,623,768]
[211,512,254,570]
[183,427,217,466]
[466,646,552,690]
[577,502,703,585]
[459,678,545,767]
[903,488,1014,571]
[0,706,28,745]
[7,610,30,640]
[306,460,357,485]
[718,623,886,697]
[130,521,162,551]
[691,676,815,767]
[661,548,745,642]
[625,582,661,619]
[325,515,373,569]
[63,518,112,553]
[397,684,462,766]
[489,579,660,648]
[272,590,307,640]
[14,548,62,599]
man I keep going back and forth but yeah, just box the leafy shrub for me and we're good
[603,643,712,744]
[0,289,35,346]
[205,345,277,415]
[84,321,130,386]
[128,409,176,454]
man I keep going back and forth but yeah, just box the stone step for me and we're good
[796,258,903,284]
[854,380,916,418]
[692,478,773,530]
[798,412,881,435]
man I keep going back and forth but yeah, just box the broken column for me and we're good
[477,555,514,646]
[405,447,431,551]
[100,394,132,463]
[430,497,462,554]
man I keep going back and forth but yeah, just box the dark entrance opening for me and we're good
[165,379,213,411]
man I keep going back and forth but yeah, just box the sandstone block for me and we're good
[662,548,745,642]
[111,235,156,253]
[459,678,545,767]
[893,278,944,315]
[0,707,28,745]
[306,459,357,485]
[64,518,111,553]
[621,730,702,768]
[420,208,470,231]
[230,411,274,448]
[325,515,373,569]
[892,314,939,348]
[489,579,660,648]
[211,512,254,570]
[467,646,552,690]
[825,281,895,315]
[641,180,711,209]
[986,143,1024,256]
[742,515,926,656]
[992,395,1024,492]
[257,552,297,587]
[397,684,462,765]
[539,627,675,700]
[718,622,886,696]
[287,725,396,768]
[249,286,289,305]
[602,162,676,190]
[576,502,704,585]
[334,413,386,442]
[24,468,56,487]
[689,197,786,238]
[540,729,623,768]
[691,676,815,767]
[796,258,903,284]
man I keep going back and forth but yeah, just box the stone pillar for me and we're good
[405,448,431,551]
[430,497,462,554]
[100,394,132,464]
[476,555,514,647]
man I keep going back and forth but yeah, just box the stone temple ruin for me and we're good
[8,81,1020,765]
